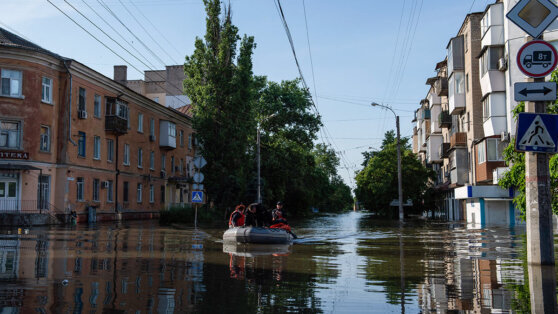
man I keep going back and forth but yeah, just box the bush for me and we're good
[159,205,216,225]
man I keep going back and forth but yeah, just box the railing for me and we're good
[439,143,451,158]
[438,110,452,128]
[105,115,128,135]
[434,77,448,96]
[422,109,431,119]
[450,132,467,148]
[0,200,54,214]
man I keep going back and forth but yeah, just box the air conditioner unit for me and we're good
[498,57,507,71]
[149,135,156,142]
[160,170,166,178]
[78,110,88,119]
[501,131,510,142]
[102,181,109,188]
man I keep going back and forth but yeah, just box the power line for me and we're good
[47,0,190,108]
[116,0,177,64]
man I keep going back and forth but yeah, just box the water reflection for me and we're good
[0,212,553,312]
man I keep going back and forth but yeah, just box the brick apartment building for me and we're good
[0,27,196,222]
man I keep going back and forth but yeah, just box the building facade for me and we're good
[0,27,196,222]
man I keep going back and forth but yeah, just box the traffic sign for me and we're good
[506,0,558,39]
[514,82,557,101]
[192,191,204,203]
[193,173,204,183]
[517,40,558,78]
[515,113,558,153]
[193,183,204,190]
[193,156,207,169]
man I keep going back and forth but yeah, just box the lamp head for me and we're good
[371,102,379,107]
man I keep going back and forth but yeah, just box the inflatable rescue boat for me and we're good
[223,227,293,244]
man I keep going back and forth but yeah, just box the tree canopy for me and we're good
[355,131,434,217]
[184,0,353,214]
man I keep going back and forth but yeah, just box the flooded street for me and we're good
[0,211,544,313]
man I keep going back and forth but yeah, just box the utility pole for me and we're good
[257,122,262,204]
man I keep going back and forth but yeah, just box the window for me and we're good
[94,94,101,117]
[487,138,505,161]
[464,33,468,52]
[482,97,490,121]
[465,73,469,92]
[77,177,84,201]
[171,156,175,173]
[149,118,155,137]
[42,77,52,103]
[180,158,184,174]
[149,185,154,203]
[160,185,165,203]
[169,123,176,138]
[107,139,114,162]
[454,72,464,94]
[0,120,20,149]
[107,180,113,202]
[138,148,143,168]
[40,126,50,152]
[78,132,86,157]
[161,154,166,171]
[481,47,504,76]
[154,97,159,103]
[137,183,142,203]
[188,134,192,150]
[78,87,86,112]
[123,144,130,165]
[123,181,129,202]
[150,151,155,170]
[478,142,486,164]
[93,136,101,160]
[93,179,100,201]
[467,113,470,132]
[180,130,184,147]
[1,69,22,97]
[138,113,143,133]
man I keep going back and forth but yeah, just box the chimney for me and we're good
[114,65,127,84]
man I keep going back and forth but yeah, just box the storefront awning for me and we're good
[0,164,41,171]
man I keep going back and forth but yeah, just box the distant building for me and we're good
[113,64,191,109]
[0,26,196,223]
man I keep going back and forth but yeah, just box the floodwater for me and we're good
[0,211,551,313]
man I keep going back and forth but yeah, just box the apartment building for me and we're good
[0,27,196,222]
[413,7,526,226]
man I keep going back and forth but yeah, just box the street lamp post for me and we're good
[371,102,403,222]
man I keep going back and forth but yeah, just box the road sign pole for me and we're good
[525,76,555,266]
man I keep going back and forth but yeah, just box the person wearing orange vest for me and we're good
[228,204,245,228]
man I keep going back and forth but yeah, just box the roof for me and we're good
[176,105,194,118]
[0,27,65,60]
[425,77,437,85]
[435,59,447,70]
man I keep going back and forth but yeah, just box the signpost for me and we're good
[192,191,203,203]
[514,82,557,101]
[192,155,207,228]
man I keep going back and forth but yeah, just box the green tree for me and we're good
[499,70,558,218]
[354,131,435,217]
[184,0,258,207]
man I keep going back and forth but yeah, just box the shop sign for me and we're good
[0,151,29,160]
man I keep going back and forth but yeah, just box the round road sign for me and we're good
[517,40,558,78]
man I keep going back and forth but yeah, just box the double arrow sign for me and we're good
[514,82,557,102]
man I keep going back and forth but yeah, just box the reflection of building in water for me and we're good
[419,258,518,312]
[0,225,205,312]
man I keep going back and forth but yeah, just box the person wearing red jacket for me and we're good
[228,204,245,228]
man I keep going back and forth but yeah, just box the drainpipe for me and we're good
[63,60,77,146]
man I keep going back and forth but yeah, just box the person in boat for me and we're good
[271,201,287,224]
[228,204,246,228]
[244,203,259,227]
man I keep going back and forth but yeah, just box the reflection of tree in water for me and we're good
[196,254,323,313]
[357,221,434,305]
[505,235,530,313]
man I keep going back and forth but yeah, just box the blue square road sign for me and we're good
[515,113,558,153]
[192,191,204,203]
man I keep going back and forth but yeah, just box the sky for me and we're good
[0,0,495,189]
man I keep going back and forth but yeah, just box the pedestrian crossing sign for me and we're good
[192,191,204,203]
[516,113,558,153]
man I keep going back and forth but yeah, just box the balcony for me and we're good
[450,132,467,148]
[439,143,450,158]
[427,134,443,164]
[434,77,448,96]
[481,2,504,49]
[422,109,431,120]
[159,120,177,149]
[448,72,465,114]
[438,111,452,128]
[105,115,128,135]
